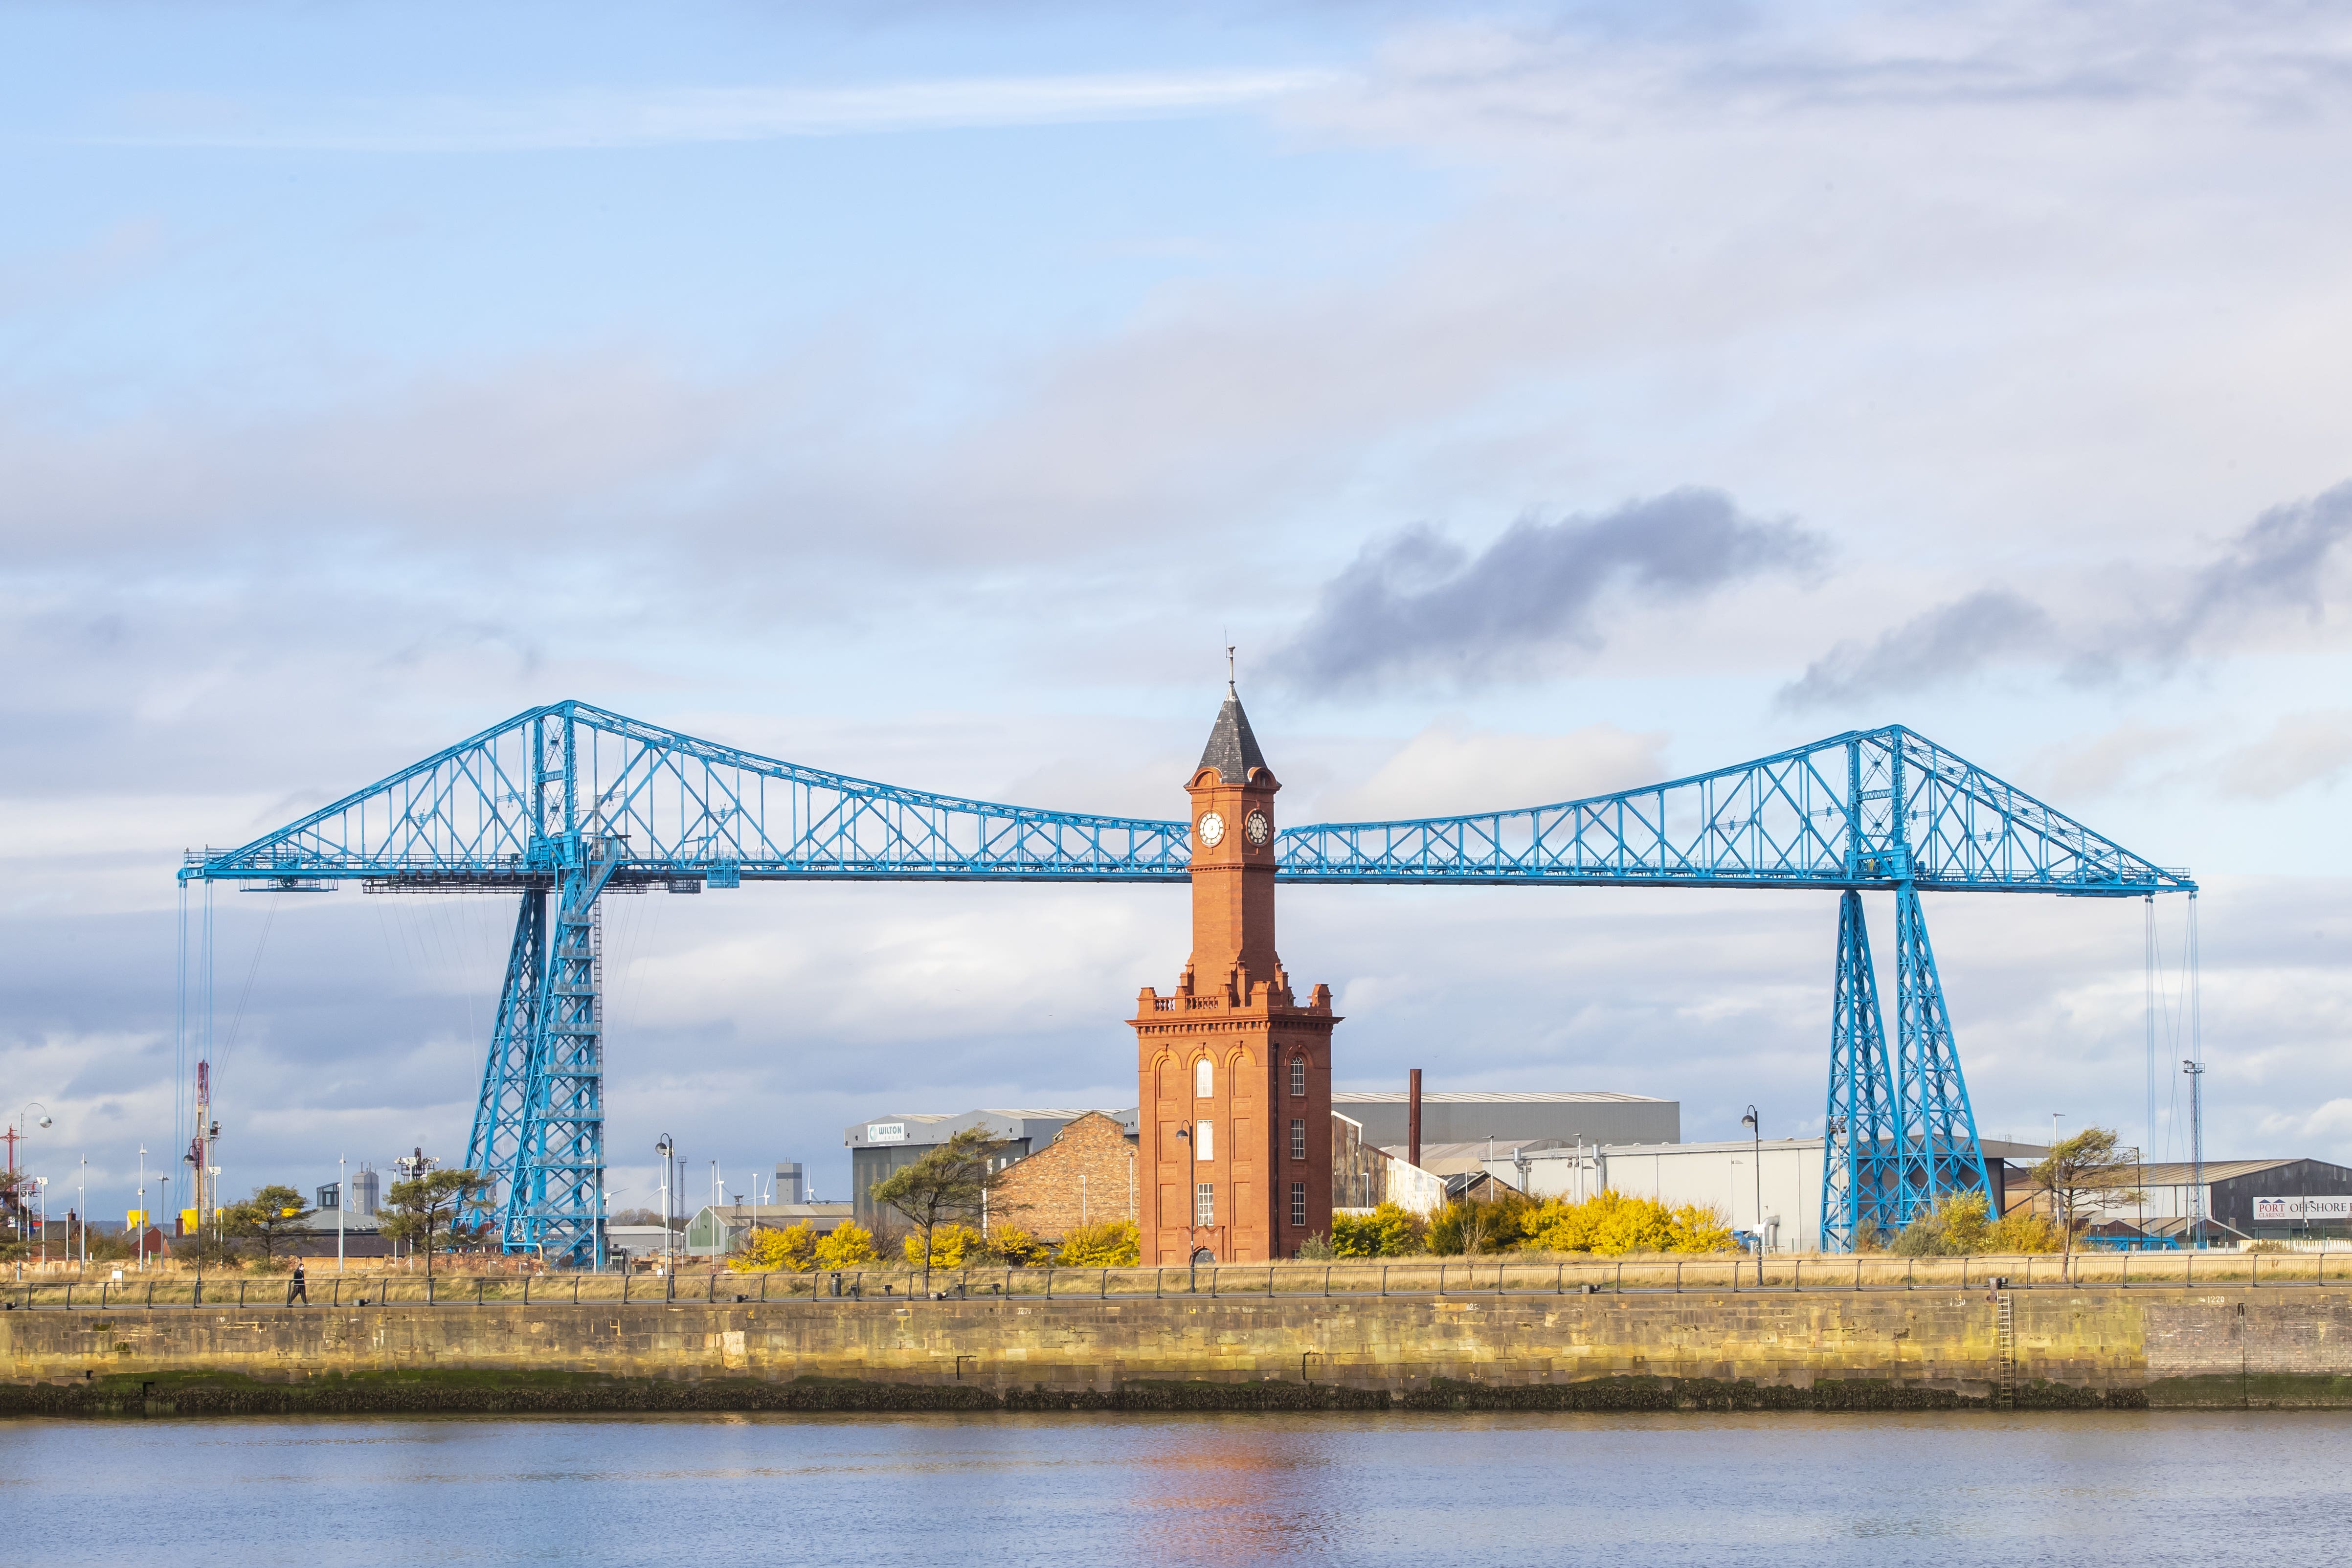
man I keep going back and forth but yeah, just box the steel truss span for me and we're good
[180,701,2194,1264]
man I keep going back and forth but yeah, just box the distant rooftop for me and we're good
[1336,1091,1668,1105]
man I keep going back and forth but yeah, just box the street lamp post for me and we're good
[337,1154,346,1274]
[2184,1059,2207,1249]
[79,1156,87,1270]
[656,1136,674,1275]
[136,1146,147,1271]
[1740,1106,1763,1284]
[19,1103,52,1272]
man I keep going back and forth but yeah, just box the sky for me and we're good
[4,0,2350,1229]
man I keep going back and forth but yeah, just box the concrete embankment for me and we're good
[4,1286,2348,1416]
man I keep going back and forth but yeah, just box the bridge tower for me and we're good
[1132,686,1340,1264]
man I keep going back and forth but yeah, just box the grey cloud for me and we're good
[1782,481,2352,708]
[1272,488,1824,692]
[2164,482,2352,645]
[1780,590,2057,710]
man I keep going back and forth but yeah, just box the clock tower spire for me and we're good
[1186,680,1280,996]
[1131,685,1339,1264]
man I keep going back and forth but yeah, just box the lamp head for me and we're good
[1175,1128,1189,1141]
[36,1116,51,1130]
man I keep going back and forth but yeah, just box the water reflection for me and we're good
[5,1410,2346,1566]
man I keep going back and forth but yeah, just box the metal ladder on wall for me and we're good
[1993,1291,2018,1409]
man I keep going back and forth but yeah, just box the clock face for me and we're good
[1244,810,1270,846]
[1197,812,1226,848]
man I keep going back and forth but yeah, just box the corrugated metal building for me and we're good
[2078,1158,2352,1240]
[1338,1091,1678,1150]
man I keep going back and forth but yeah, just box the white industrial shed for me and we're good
[1481,1137,2051,1253]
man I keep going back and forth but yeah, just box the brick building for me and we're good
[991,1111,1140,1238]
[1131,684,1340,1265]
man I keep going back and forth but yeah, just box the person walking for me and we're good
[289,1258,308,1305]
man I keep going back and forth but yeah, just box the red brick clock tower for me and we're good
[1132,685,1340,1264]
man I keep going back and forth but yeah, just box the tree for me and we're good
[379,1168,485,1279]
[221,1184,314,1261]
[867,1128,1025,1287]
[2030,1128,2147,1275]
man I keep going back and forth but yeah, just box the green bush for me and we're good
[1426,1193,1536,1256]
[1332,1202,1426,1257]
[1890,1191,2061,1254]
[979,1225,1056,1267]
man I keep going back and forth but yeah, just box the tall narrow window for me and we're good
[1196,1120,1214,1162]
[1196,1183,1215,1226]
[1290,1057,1306,1098]
[1290,1119,1306,1160]
[1195,1057,1213,1098]
[1290,1183,1307,1227]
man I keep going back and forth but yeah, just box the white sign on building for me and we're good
[2250,1195,2352,1222]
[865,1122,907,1143]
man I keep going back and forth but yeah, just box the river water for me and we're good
[7,1410,2342,1565]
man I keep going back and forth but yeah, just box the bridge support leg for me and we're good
[466,891,544,1244]
[1822,890,1901,1252]
[509,840,624,1268]
[1890,882,1993,1227]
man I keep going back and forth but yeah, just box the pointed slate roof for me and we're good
[1197,685,1270,784]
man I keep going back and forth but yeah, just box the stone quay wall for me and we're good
[3,1285,2348,1415]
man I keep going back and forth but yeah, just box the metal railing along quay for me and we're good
[3,1248,2347,1311]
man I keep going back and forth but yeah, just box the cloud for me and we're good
[1317,718,1671,821]
[2155,481,2352,651]
[1272,489,1823,693]
[1779,589,2056,710]
[2215,711,2352,800]
[1781,481,2352,707]
[1311,3,2352,151]
[99,70,1336,151]
[2028,721,2199,801]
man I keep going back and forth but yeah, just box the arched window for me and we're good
[1289,1057,1306,1098]
[1195,1057,1213,1098]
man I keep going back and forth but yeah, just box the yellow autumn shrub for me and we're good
[1521,1190,1736,1255]
[1056,1218,1140,1266]
[727,1221,816,1273]
[812,1220,876,1268]
[903,1221,986,1268]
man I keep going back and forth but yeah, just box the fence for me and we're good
[2,1248,2348,1310]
